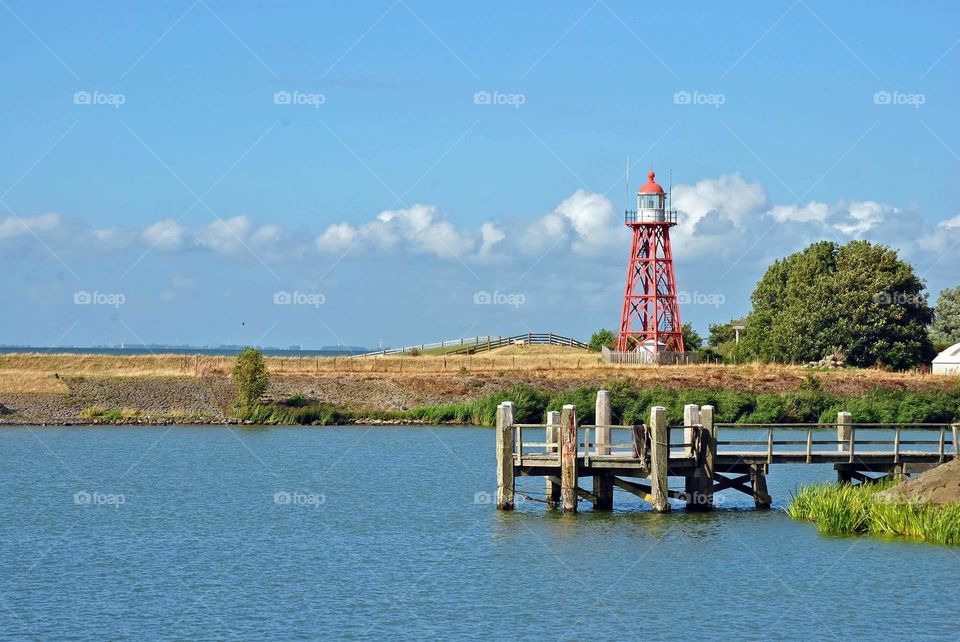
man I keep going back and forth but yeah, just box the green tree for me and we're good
[708,321,735,347]
[930,286,960,347]
[588,328,617,352]
[681,322,703,351]
[740,240,934,370]
[233,347,270,412]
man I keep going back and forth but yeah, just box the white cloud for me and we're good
[0,212,61,240]
[770,202,830,224]
[92,226,138,250]
[315,204,476,259]
[143,218,187,251]
[315,222,357,252]
[196,216,253,254]
[522,189,620,256]
[940,214,960,229]
[672,174,768,228]
[478,222,505,256]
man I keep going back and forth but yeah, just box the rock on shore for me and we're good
[877,458,960,506]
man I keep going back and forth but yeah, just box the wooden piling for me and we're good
[750,464,771,509]
[649,406,670,512]
[592,391,614,510]
[837,411,852,453]
[682,404,701,508]
[683,404,699,458]
[836,411,853,483]
[595,390,611,456]
[545,411,561,506]
[560,404,578,513]
[687,405,715,511]
[496,402,515,510]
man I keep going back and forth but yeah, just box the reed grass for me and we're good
[787,482,960,545]
[243,381,959,427]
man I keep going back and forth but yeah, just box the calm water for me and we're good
[1,426,957,641]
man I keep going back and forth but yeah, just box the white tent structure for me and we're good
[933,343,960,375]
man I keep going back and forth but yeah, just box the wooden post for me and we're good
[750,464,771,509]
[496,402,515,510]
[649,406,670,512]
[683,404,700,458]
[592,392,613,510]
[545,411,561,506]
[595,390,612,455]
[687,405,715,511]
[683,404,701,509]
[837,411,851,453]
[560,405,578,513]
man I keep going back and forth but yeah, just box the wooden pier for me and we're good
[495,391,959,512]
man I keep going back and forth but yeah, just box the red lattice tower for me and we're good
[617,170,685,353]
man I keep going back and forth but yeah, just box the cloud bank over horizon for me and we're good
[2,173,956,348]
[2,173,956,274]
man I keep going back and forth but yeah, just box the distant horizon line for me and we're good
[0,344,370,355]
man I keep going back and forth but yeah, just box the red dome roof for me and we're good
[637,171,664,194]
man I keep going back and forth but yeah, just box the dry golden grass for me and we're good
[0,370,69,394]
[0,349,955,396]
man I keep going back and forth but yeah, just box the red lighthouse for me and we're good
[617,170,685,353]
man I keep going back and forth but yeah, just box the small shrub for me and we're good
[79,406,105,419]
[284,393,308,408]
[233,347,269,413]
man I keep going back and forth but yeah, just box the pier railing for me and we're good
[714,422,959,464]
[353,332,588,357]
[494,391,959,513]
[511,422,959,464]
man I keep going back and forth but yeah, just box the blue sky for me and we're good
[1,0,958,349]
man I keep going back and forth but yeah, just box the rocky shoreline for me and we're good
[0,372,531,426]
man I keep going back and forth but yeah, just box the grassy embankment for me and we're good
[788,483,960,545]
[243,378,960,426]
[2,350,958,425]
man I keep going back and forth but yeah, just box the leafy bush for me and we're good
[233,347,269,413]
[588,329,617,352]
